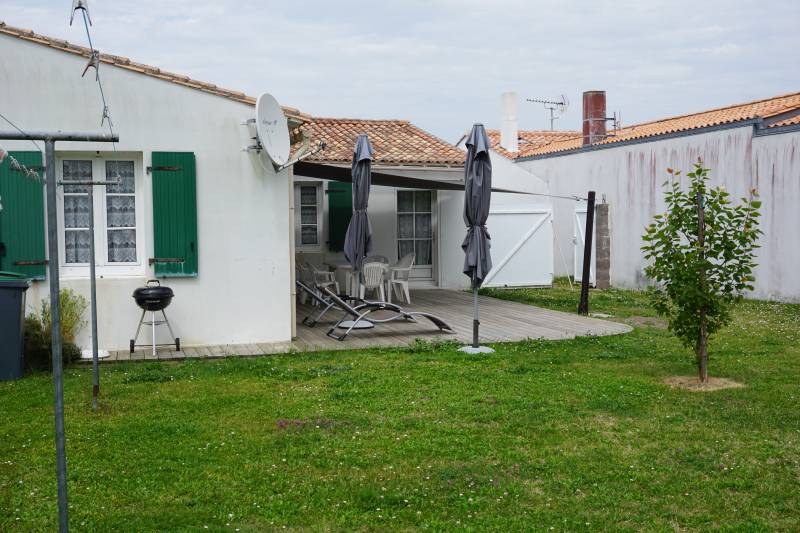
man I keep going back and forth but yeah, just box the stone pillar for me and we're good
[595,203,611,289]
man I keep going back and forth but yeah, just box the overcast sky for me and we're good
[1,0,798,141]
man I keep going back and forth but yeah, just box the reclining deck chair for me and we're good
[296,280,342,327]
[314,284,454,341]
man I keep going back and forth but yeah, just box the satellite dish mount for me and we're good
[245,93,325,172]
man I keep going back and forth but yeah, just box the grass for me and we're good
[1,282,799,531]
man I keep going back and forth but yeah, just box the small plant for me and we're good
[642,161,761,382]
[41,288,88,344]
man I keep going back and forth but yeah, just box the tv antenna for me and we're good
[526,94,569,131]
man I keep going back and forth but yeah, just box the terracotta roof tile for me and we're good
[298,118,465,167]
[769,114,800,128]
[497,92,800,159]
[487,129,582,159]
[0,21,308,124]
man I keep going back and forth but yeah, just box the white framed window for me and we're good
[294,182,323,250]
[397,190,433,266]
[57,154,146,278]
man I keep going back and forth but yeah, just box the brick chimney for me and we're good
[582,90,607,145]
[500,91,518,152]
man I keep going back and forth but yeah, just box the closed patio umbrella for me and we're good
[340,133,373,328]
[460,123,494,353]
[344,134,374,294]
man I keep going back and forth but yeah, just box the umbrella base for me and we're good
[338,320,374,329]
[458,345,495,354]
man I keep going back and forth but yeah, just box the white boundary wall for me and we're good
[518,125,800,301]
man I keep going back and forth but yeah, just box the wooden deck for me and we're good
[103,289,631,362]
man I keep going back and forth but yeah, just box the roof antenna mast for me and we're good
[526,94,569,131]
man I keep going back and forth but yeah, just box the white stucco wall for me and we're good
[1,35,294,349]
[518,125,800,301]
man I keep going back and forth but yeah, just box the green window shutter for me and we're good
[327,181,352,252]
[0,151,46,279]
[151,152,198,277]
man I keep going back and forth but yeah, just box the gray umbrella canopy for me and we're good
[462,123,493,288]
[343,134,374,272]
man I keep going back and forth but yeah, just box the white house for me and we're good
[0,22,308,352]
[493,90,800,301]
[292,117,554,294]
[0,22,554,354]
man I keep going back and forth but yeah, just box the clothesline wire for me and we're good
[522,191,588,202]
[0,111,44,184]
[80,9,118,154]
[0,110,44,152]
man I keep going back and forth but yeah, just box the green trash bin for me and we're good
[0,271,31,381]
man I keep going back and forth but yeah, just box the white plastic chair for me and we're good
[311,262,340,294]
[300,260,339,305]
[297,261,315,304]
[386,253,415,304]
[359,262,387,301]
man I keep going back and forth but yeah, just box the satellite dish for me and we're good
[255,93,290,167]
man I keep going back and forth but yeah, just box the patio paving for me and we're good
[102,289,631,361]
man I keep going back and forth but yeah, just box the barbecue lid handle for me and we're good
[146,279,161,287]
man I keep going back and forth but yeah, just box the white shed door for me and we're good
[573,208,596,286]
[482,209,553,288]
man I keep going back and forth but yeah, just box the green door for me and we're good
[0,151,46,279]
[327,181,352,252]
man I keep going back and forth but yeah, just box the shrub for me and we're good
[23,314,50,372]
[23,289,87,372]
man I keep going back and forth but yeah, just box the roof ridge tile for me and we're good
[0,20,308,122]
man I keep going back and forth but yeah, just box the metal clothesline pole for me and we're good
[57,177,119,412]
[88,180,99,410]
[0,130,118,533]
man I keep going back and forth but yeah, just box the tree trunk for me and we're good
[696,189,708,383]
[697,318,708,383]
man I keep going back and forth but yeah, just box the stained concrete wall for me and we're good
[518,125,800,301]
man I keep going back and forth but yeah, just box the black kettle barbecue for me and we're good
[130,280,180,355]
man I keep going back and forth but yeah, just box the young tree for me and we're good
[642,161,761,382]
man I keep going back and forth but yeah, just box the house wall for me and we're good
[1,35,294,349]
[518,125,800,301]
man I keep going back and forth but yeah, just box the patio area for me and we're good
[104,289,631,361]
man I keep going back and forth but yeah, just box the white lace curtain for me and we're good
[61,159,136,264]
[63,160,92,263]
[105,161,136,262]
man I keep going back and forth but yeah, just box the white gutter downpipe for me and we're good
[500,91,518,153]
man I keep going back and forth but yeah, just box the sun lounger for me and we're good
[315,284,454,341]
[296,280,342,326]
[297,280,413,328]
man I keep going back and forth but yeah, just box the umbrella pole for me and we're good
[460,273,494,354]
[472,282,479,349]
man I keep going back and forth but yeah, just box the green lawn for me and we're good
[2,282,799,531]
